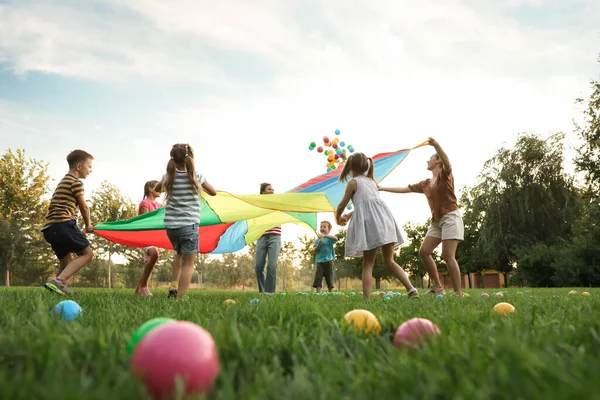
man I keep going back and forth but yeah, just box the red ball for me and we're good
[334,154,339,159]
[317,146,324,153]
[323,136,330,143]
[332,143,338,149]
[393,318,440,351]
[131,321,220,399]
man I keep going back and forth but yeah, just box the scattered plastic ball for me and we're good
[50,300,82,321]
[481,293,489,297]
[495,292,504,297]
[223,299,236,306]
[492,302,516,316]
[128,317,176,356]
[582,292,590,296]
[393,318,441,350]
[343,309,381,335]
[249,298,260,304]
[569,290,577,295]
[131,321,219,399]
[436,294,445,299]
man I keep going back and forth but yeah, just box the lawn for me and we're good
[0,287,598,399]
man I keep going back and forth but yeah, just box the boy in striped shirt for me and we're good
[43,150,95,295]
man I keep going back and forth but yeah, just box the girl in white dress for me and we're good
[335,152,419,300]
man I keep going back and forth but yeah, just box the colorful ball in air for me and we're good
[128,317,177,355]
[131,321,219,399]
[492,302,516,316]
[317,146,323,153]
[344,309,381,335]
[348,147,355,153]
[323,136,330,143]
[393,318,441,350]
[332,143,339,150]
[50,300,82,321]
[340,141,345,147]
[310,141,316,148]
[341,153,347,159]
[335,129,340,135]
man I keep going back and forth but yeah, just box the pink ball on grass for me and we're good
[393,318,441,350]
[131,321,220,399]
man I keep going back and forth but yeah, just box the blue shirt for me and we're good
[314,237,335,263]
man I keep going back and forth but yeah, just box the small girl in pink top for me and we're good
[135,180,163,296]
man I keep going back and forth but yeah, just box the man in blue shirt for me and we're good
[313,221,338,293]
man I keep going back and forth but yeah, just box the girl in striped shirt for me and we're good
[155,144,217,300]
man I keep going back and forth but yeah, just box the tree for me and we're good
[333,229,361,289]
[87,181,137,288]
[466,133,581,282]
[0,149,53,286]
[574,54,600,195]
[278,241,298,291]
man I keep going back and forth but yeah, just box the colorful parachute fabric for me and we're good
[94,141,428,254]
[289,141,429,208]
[94,192,333,254]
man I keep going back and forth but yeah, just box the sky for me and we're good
[1,0,600,252]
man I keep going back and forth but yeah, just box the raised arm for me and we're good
[428,137,452,174]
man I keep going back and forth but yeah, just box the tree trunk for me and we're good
[5,266,10,287]
[107,252,113,289]
[467,273,472,289]
[375,277,381,289]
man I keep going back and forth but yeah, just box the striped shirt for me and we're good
[42,174,84,231]
[163,170,206,229]
[262,226,282,236]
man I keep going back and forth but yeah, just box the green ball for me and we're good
[127,317,176,355]
[310,141,316,147]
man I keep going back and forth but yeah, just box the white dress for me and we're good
[344,175,405,257]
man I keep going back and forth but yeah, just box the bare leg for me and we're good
[381,243,415,291]
[137,247,158,288]
[57,247,93,282]
[442,240,462,294]
[176,253,197,299]
[361,249,377,300]
[171,252,182,287]
[57,254,72,276]
[419,236,443,289]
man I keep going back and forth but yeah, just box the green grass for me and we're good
[1,287,599,400]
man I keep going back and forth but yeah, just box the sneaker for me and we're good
[168,287,178,299]
[407,288,420,299]
[424,286,446,297]
[450,292,466,297]
[135,286,152,296]
[44,278,70,295]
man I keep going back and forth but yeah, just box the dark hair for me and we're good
[163,144,201,201]
[321,221,332,231]
[338,153,373,182]
[67,150,94,169]
[260,183,272,194]
[143,180,159,199]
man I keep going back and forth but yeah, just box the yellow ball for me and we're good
[462,292,471,297]
[223,299,236,305]
[343,309,381,335]
[492,302,516,316]
[582,292,590,296]
[569,290,577,295]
